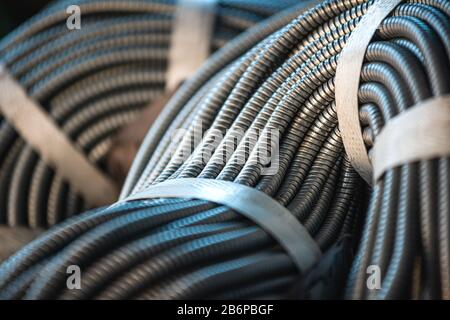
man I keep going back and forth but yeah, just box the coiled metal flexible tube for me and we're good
[0,0,298,228]
[0,0,449,300]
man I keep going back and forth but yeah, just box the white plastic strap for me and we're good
[0,65,118,206]
[166,0,217,91]
[372,96,450,182]
[121,178,322,275]
[335,0,402,184]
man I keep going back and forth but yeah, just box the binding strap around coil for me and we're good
[371,96,450,182]
[335,0,402,184]
[119,178,322,275]
[336,0,450,184]
[0,65,119,206]
[166,0,217,91]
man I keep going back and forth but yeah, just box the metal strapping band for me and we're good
[0,65,118,206]
[335,0,402,184]
[372,96,450,182]
[120,178,322,275]
[166,0,217,90]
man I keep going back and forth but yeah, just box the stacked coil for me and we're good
[0,0,449,300]
[0,0,296,228]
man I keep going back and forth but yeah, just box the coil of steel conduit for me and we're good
[0,0,449,300]
[0,0,299,229]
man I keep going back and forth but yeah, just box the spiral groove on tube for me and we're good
[0,0,449,300]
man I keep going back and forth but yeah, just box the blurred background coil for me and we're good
[0,0,297,228]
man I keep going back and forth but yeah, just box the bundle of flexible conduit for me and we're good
[0,0,297,228]
[0,0,449,300]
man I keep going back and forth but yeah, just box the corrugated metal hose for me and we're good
[0,0,449,300]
